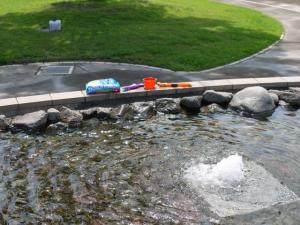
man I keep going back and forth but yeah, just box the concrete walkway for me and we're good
[0,0,300,99]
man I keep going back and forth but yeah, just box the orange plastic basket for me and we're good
[143,77,157,90]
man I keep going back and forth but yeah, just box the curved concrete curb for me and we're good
[34,61,174,73]
[1,76,299,116]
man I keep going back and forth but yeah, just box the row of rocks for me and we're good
[0,86,299,133]
[0,102,157,133]
[180,87,278,117]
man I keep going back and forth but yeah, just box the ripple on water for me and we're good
[0,107,299,224]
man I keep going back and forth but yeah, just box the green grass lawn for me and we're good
[0,0,283,71]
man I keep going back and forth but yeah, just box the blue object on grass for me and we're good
[86,78,120,95]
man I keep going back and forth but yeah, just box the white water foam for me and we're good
[184,155,298,217]
[185,154,244,187]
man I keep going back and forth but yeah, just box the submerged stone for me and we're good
[116,104,136,120]
[112,102,155,120]
[73,191,98,205]
[279,100,289,106]
[80,107,98,120]
[0,115,10,131]
[59,107,83,128]
[132,102,156,119]
[200,103,225,114]
[83,118,100,128]
[155,98,181,114]
[289,87,300,93]
[46,122,68,133]
[96,107,115,120]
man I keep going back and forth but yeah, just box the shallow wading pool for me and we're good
[0,106,300,224]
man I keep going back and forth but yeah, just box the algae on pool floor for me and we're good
[0,107,300,224]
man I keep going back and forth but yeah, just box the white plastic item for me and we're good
[49,20,61,32]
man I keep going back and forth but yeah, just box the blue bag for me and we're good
[86,78,120,95]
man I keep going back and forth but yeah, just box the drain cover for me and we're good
[37,66,74,75]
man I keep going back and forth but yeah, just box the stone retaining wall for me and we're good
[1,76,300,116]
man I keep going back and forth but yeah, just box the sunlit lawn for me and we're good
[0,0,283,71]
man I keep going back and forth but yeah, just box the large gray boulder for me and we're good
[155,98,181,114]
[12,110,48,132]
[269,90,300,107]
[46,122,68,134]
[0,115,10,131]
[229,86,276,117]
[47,108,60,123]
[83,118,100,128]
[200,103,225,114]
[180,96,202,111]
[59,107,83,128]
[202,90,233,106]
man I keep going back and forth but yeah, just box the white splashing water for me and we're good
[184,154,298,217]
[185,154,244,187]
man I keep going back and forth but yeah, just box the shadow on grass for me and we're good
[0,0,281,71]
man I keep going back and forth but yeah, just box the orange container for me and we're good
[143,77,157,90]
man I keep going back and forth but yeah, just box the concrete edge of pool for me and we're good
[1,76,300,116]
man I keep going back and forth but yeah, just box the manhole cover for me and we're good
[37,66,74,75]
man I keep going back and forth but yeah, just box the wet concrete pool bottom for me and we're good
[0,106,300,225]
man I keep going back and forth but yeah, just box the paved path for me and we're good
[0,0,300,99]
